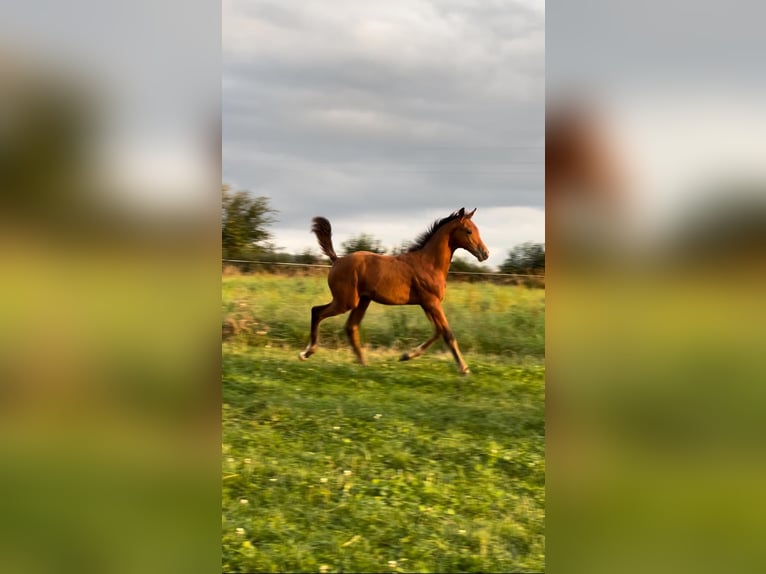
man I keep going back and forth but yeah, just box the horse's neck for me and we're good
[421,228,454,274]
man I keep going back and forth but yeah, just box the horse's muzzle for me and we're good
[475,247,489,262]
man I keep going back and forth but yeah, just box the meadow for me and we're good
[222,273,545,573]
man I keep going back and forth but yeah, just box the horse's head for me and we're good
[451,207,489,262]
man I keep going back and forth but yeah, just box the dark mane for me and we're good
[407,209,463,252]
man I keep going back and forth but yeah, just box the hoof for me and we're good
[460,368,471,376]
[299,351,309,361]
[399,353,410,361]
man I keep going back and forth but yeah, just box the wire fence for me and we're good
[222,259,545,281]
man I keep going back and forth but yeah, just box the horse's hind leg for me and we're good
[299,303,329,360]
[345,297,371,365]
[299,300,349,360]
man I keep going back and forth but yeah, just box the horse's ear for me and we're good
[457,207,466,218]
[467,208,477,219]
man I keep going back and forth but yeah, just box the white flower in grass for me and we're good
[387,560,398,569]
[332,426,340,431]
[319,565,330,573]
[458,529,467,535]
[243,457,252,465]
[269,478,277,482]
[239,498,249,505]
[235,528,245,536]
[343,470,352,476]
[320,477,328,483]
[374,414,382,419]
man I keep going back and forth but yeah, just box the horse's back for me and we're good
[328,252,417,305]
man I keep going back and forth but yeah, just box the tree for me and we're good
[449,256,486,273]
[293,249,320,265]
[389,241,412,256]
[222,185,278,259]
[500,242,545,274]
[341,233,386,255]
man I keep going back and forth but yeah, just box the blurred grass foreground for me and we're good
[222,273,546,572]
[0,20,220,574]
[546,94,766,574]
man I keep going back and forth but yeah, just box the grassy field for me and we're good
[222,273,545,573]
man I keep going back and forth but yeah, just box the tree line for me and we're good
[222,186,544,275]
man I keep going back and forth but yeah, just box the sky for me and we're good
[1,0,219,219]
[547,0,766,250]
[223,0,545,269]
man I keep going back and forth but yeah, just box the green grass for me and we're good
[222,274,545,573]
[222,273,544,357]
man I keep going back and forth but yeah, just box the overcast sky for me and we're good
[223,0,544,269]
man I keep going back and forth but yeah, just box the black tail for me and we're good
[311,217,338,262]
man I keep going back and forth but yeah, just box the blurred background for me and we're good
[4,0,766,572]
[547,1,766,573]
[0,1,220,573]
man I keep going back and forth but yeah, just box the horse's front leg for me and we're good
[430,304,470,375]
[399,308,441,362]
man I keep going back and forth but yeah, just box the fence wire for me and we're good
[222,259,545,279]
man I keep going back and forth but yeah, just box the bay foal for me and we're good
[299,208,489,374]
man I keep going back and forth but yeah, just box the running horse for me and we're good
[299,208,489,374]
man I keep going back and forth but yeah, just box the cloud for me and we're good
[223,0,544,265]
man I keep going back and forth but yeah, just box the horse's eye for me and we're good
[465,230,472,235]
